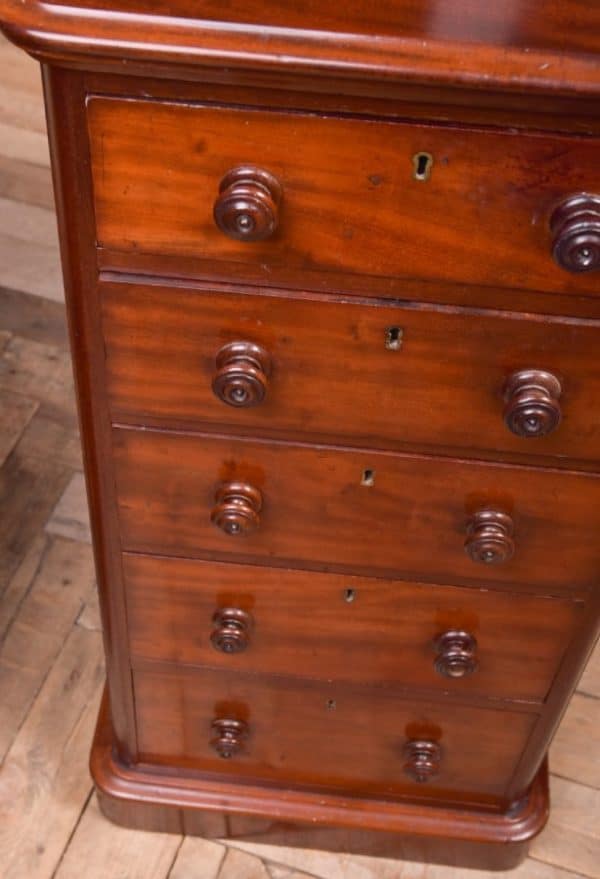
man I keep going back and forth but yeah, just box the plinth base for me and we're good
[91,690,548,871]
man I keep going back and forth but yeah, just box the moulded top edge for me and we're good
[0,0,599,102]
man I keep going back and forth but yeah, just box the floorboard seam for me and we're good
[49,785,94,879]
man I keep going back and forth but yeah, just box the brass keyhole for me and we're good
[413,152,433,181]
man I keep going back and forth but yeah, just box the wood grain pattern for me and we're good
[0,28,597,875]
[2,0,599,111]
[102,281,600,466]
[88,99,600,298]
[93,689,549,871]
[112,427,600,594]
[132,665,538,803]
[0,537,96,761]
[41,65,139,762]
[124,553,582,704]
[52,795,183,879]
[0,625,104,879]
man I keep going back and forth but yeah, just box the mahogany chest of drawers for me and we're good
[2,0,599,870]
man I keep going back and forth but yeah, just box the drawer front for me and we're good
[88,98,600,297]
[125,553,581,702]
[133,666,537,803]
[113,428,600,593]
[103,281,600,464]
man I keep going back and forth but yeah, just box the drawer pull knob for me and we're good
[503,369,562,438]
[211,607,254,653]
[211,482,262,536]
[212,341,271,407]
[403,740,441,783]
[434,631,479,678]
[464,509,515,565]
[210,718,249,759]
[550,193,600,273]
[214,165,282,242]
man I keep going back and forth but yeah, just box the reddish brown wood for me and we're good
[123,553,582,703]
[87,99,600,298]
[212,341,271,408]
[101,281,600,466]
[84,69,600,138]
[38,67,139,763]
[210,607,254,655]
[433,631,479,679]
[1,0,599,117]
[112,428,600,593]
[210,481,262,536]
[213,166,282,243]
[551,193,600,273]
[91,689,549,871]
[2,0,598,867]
[403,740,442,783]
[210,717,249,759]
[132,664,538,803]
[503,369,563,439]
[464,509,515,566]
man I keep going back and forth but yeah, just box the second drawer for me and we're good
[102,280,600,465]
[125,553,582,703]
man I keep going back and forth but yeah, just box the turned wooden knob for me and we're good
[503,369,562,438]
[211,482,262,536]
[212,341,271,407]
[434,631,479,678]
[550,193,600,273]
[465,509,515,565]
[211,608,254,654]
[403,740,442,783]
[210,718,249,759]
[214,165,282,242]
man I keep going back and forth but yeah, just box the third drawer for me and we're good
[124,553,582,703]
[113,427,600,594]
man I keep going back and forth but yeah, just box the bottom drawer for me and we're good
[133,666,537,805]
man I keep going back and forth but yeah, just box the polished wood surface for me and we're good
[9,0,600,50]
[550,194,600,274]
[42,67,139,761]
[102,281,600,465]
[463,509,515,565]
[132,665,537,802]
[92,690,550,872]
[112,427,600,592]
[210,607,254,655]
[88,99,600,297]
[211,340,271,408]
[2,0,598,867]
[123,553,582,702]
[213,166,282,243]
[210,481,263,537]
[1,0,598,111]
[503,369,563,439]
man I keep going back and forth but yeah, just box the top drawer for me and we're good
[87,97,600,297]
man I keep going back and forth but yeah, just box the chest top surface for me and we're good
[6,0,598,48]
[1,0,599,103]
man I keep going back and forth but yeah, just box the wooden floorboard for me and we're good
[0,30,597,879]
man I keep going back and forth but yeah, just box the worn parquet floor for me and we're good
[0,31,598,879]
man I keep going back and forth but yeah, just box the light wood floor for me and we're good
[0,32,599,879]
